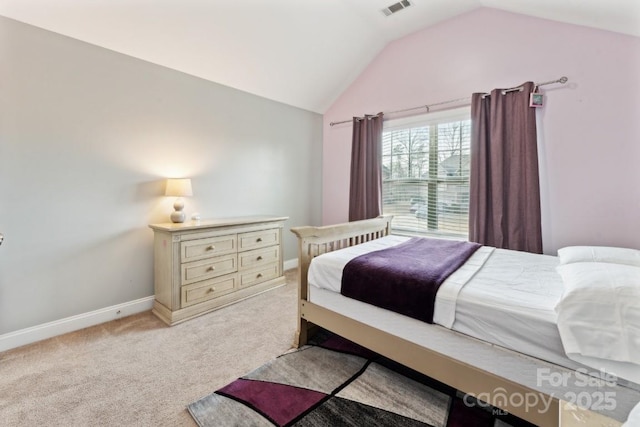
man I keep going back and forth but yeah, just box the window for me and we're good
[382,107,471,238]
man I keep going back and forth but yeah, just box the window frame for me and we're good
[381,106,471,239]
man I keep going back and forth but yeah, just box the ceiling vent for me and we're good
[381,0,412,16]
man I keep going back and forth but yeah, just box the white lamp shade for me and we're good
[165,178,193,197]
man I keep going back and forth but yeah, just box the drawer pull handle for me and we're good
[207,245,215,251]
[208,287,216,293]
[257,273,263,278]
[207,266,216,272]
[256,238,262,242]
[257,256,263,261]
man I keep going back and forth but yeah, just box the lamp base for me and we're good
[170,197,186,223]
[170,210,186,223]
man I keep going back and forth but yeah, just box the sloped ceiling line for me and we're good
[0,0,637,113]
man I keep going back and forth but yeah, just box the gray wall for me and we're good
[0,16,323,334]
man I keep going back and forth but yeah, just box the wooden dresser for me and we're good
[149,216,288,325]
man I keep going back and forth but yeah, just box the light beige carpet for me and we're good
[0,269,298,427]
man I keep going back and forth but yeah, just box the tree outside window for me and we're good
[382,109,470,238]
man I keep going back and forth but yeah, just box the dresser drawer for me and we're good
[181,234,237,262]
[239,246,280,271]
[238,228,279,252]
[181,254,237,285]
[181,275,237,308]
[150,216,287,325]
[239,263,279,288]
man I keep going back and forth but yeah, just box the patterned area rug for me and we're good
[188,333,537,426]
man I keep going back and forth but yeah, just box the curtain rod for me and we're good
[329,76,568,127]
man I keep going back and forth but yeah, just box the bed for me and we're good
[291,216,640,427]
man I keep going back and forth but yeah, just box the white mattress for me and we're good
[307,236,576,370]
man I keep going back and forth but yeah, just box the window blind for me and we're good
[381,107,471,238]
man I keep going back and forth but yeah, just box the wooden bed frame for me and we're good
[290,216,633,427]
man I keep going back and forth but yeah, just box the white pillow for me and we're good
[557,245,640,267]
[623,400,640,427]
[555,262,640,364]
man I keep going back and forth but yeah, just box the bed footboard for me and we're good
[290,216,392,346]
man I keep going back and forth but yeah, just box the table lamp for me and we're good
[165,178,193,223]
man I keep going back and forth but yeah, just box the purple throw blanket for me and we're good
[341,237,481,323]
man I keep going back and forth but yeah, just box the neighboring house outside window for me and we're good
[382,107,471,239]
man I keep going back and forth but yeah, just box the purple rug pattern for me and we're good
[188,333,538,427]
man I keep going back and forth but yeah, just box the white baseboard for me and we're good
[283,257,298,271]
[1,262,299,354]
[0,296,155,353]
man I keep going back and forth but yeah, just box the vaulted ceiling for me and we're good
[1,0,638,113]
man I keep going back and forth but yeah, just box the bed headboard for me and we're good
[290,216,392,301]
[291,215,392,257]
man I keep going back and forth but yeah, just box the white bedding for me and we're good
[307,235,495,328]
[554,262,640,385]
[308,236,566,364]
[555,262,640,364]
[450,248,568,367]
[624,400,640,427]
[306,235,640,386]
